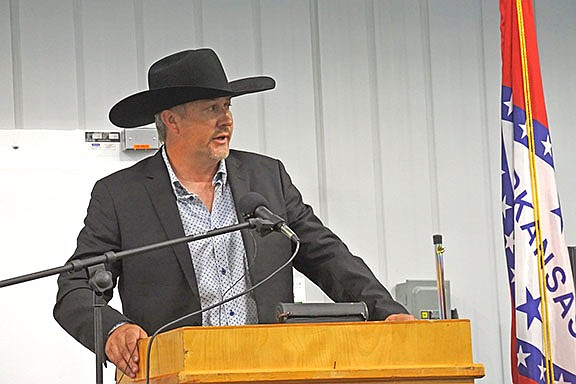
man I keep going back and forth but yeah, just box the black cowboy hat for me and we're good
[109,48,276,128]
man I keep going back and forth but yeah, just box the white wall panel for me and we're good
[259,0,319,208]
[259,0,328,302]
[480,1,513,382]
[479,1,513,382]
[0,0,15,130]
[315,0,383,277]
[141,0,203,68]
[80,1,139,130]
[261,0,329,301]
[372,1,436,285]
[18,0,78,129]
[0,130,135,383]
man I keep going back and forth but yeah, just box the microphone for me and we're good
[238,192,300,243]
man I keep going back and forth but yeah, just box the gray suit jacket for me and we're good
[54,149,408,351]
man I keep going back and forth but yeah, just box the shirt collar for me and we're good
[161,146,228,198]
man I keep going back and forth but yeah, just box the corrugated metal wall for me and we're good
[1,1,576,383]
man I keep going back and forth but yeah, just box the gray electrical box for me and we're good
[121,127,159,151]
[394,280,454,320]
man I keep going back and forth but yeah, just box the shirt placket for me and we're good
[211,180,237,325]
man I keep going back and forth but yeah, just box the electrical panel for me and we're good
[395,279,456,320]
[121,127,159,151]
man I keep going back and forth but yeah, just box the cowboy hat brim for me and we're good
[109,76,275,128]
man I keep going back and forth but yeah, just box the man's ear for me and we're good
[160,109,179,133]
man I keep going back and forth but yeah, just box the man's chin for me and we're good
[209,148,230,162]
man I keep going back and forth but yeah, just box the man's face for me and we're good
[170,96,234,162]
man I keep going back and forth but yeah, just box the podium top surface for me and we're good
[122,320,485,383]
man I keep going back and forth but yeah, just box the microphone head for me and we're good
[238,192,269,218]
[432,234,443,245]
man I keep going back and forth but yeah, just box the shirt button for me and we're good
[221,268,227,275]
[229,310,235,316]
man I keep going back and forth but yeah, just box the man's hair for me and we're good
[154,113,167,144]
[154,104,188,144]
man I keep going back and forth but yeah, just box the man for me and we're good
[54,48,414,378]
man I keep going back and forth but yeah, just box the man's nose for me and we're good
[219,109,233,126]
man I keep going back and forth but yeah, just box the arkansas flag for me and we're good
[500,0,576,383]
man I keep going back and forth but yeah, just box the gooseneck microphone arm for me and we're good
[144,239,301,384]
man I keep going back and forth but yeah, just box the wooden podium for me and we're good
[119,320,484,384]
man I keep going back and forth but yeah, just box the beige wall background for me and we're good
[1,1,576,383]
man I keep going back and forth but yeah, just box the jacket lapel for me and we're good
[225,151,294,322]
[140,151,201,303]
[226,152,257,276]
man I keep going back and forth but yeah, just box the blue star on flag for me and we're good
[516,288,542,329]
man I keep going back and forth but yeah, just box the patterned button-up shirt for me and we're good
[162,147,258,326]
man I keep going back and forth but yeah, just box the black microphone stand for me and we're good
[0,218,266,384]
